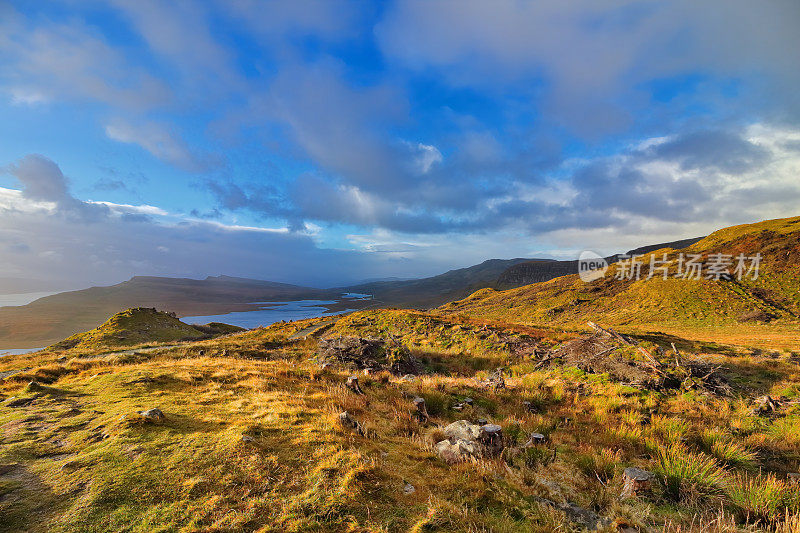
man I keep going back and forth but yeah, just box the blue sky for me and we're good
[1,0,799,288]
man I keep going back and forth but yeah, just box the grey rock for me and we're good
[443,420,482,442]
[435,438,481,463]
[139,407,165,422]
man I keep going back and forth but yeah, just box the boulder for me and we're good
[435,438,482,464]
[443,420,483,442]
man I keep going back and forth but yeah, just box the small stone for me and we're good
[26,381,45,393]
[463,397,474,406]
[403,482,415,494]
[139,407,165,422]
[476,418,488,426]
[451,403,464,411]
[788,473,800,484]
[620,467,653,499]
[241,435,255,443]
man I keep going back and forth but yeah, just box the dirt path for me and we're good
[288,318,339,340]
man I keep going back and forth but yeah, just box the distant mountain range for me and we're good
[0,237,704,348]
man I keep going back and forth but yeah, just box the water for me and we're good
[342,293,372,299]
[182,299,355,329]
[0,347,42,357]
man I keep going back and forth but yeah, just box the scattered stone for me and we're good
[338,411,364,436]
[403,482,415,495]
[346,375,365,395]
[463,397,474,406]
[139,407,165,422]
[451,403,464,411]
[476,418,488,426]
[620,467,653,499]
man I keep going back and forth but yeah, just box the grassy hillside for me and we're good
[2,305,800,531]
[48,307,244,352]
[438,216,800,350]
[341,258,540,309]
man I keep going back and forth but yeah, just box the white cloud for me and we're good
[105,119,219,172]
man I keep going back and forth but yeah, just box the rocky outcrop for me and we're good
[318,336,421,374]
[435,420,505,463]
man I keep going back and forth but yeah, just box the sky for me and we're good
[0,0,799,289]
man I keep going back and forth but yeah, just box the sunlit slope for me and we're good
[3,307,800,531]
[438,216,800,348]
[48,307,241,351]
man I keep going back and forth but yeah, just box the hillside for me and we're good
[438,216,800,349]
[0,276,343,349]
[341,258,541,308]
[496,237,704,289]
[48,307,243,352]
[2,305,800,531]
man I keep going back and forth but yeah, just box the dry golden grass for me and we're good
[2,306,800,531]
